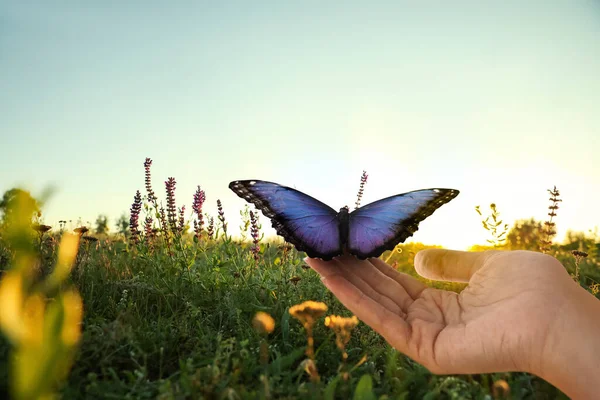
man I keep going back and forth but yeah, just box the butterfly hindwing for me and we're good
[348,189,459,259]
[229,180,342,260]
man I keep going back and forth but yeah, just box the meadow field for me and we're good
[1,160,599,400]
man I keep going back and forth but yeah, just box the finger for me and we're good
[338,256,422,311]
[306,257,405,316]
[317,268,411,355]
[414,249,500,282]
[370,258,427,299]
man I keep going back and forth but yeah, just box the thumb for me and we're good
[414,249,499,283]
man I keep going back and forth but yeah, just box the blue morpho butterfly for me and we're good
[229,180,459,261]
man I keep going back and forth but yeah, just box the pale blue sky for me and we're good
[1,1,599,248]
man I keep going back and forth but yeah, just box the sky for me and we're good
[1,1,599,249]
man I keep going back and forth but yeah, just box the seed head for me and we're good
[289,276,301,285]
[33,224,52,233]
[74,226,89,235]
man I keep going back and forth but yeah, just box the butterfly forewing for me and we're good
[348,189,459,259]
[229,180,342,260]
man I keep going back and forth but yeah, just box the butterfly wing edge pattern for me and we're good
[348,188,460,259]
[228,180,342,260]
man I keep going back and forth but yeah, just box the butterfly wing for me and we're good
[229,180,342,260]
[348,188,459,259]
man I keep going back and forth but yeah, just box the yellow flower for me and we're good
[22,293,46,346]
[61,290,83,346]
[252,311,275,335]
[324,315,359,355]
[48,233,80,287]
[289,301,327,328]
[492,379,510,398]
[0,271,26,343]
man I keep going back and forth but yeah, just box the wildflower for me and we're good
[165,178,177,234]
[354,170,368,209]
[572,250,589,260]
[159,207,168,235]
[289,301,328,328]
[143,158,157,202]
[300,359,320,382]
[589,283,600,295]
[540,186,561,253]
[32,224,51,234]
[250,210,261,261]
[207,216,215,239]
[129,190,142,243]
[192,186,206,238]
[280,242,293,263]
[253,311,275,367]
[475,203,508,247]
[324,315,359,361]
[61,290,83,346]
[178,206,186,233]
[217,199,227,236]
[252,312,275,335]
[492,379,510,398]
[571,250,589,283]
[144,216,154,241]
[74,226,89,236]
[289,301,328,363]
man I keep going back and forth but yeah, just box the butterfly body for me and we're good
[229,180,459,260]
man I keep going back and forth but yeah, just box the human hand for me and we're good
[306,250,600,398]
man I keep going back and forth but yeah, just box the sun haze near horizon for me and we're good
[1,1,599,250]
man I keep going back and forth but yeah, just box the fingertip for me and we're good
[413,249,444,277]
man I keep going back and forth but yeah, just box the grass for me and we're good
[1,161,598,399]
[4,234,587,399]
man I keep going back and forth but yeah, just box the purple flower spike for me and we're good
[250,210,261,261]
[165,177,177,233]
[193,186,206,238]
[130,190,142,242]
[354,170,369,210]
[144,158,157,202]
[217,199,227,235]
[178,205,186,233]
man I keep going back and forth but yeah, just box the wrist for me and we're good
[536,283,600,398]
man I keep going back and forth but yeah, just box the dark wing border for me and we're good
[349,188,459,259]
[228,180,341,260]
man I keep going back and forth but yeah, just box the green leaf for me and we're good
[353,374,376,400]
[324,375,341,400]
[267,347,304,375]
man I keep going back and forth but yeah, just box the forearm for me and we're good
[537,285,600,399]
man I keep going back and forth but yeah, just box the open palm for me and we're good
[306,250,577,375]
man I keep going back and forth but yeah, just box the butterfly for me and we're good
[229,180,459,260]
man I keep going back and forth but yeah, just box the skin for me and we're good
[306,249,600,399]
